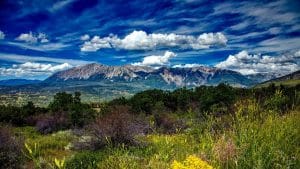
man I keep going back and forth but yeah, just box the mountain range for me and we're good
[0,79,41,86]
[0,63,298,101]
[45,63,253,87]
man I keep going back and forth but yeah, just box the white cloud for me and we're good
[172,63,205,68]
[0,53,91,65]
[215,50,300,75]
[213,1,299,29]
[16,32,49,43]
[49,0,74,12]
[81,35,111,51]
[38,33,49,43]
[0,30,5,39]
[7,42,69,51]
[0,62,72,78]
[80,34,90,41]
[132,51,176,66]
[81,30,227,51]
[16,32,37,43]
[19,62,71,72]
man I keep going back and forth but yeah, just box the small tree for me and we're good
[48,92,74,112]
[69,103,96,127]
[47,92,96,127]
[22,101,36,117]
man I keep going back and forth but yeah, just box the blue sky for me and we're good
[0,0,299,80]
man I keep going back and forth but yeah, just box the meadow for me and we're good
[1,83,299,169]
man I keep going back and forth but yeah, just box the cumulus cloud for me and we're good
[0,62,72,78]
[215,50,300,75]
[81,35,111,51]
[38,33,49,43]
[132,51,176,66]
[16,32,49,43]
[80,34,90,41]
[80,30,227,51]
[18,62,71,72]
[0,30,5,39]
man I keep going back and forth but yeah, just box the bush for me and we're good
[69,103,96,127]
[154,113,186,134]
[0,102,48,126]
[35,113,71,134]
[0,126,24,169]
[198,83,236,115]
[88,106,146,149]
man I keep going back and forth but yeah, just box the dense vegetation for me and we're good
[0,83,299,169]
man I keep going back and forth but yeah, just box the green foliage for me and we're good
[49,92,74,112]
[0,101,48,126]
[172,87,193,111]
[130,89,166,114]
[232,109,300,168]
[264,89,289,114]
[65,151,102,169]
[197,83,236,115]
[48,92,96,127]
[69,103,96,127]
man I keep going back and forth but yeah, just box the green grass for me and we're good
[256,79,300,88]
[14,127,75,161]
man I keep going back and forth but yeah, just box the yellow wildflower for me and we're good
[171,155,213,169]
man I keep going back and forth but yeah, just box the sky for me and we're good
[0,0,299,80]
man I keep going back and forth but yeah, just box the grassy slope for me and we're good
[17,107,300,169]
[256,79,300,88]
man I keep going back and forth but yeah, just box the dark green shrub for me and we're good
[48,92,74,112]
[129,89,166,114]
[69,103,96,127]
[198,83,236,115]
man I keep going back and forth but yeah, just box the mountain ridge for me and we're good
[45,63,253,87]
[1,63,299,102]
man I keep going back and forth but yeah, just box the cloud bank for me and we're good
[81,30,227,52]
[0,62,72,78]
[215,50,300,75]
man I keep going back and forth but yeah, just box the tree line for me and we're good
[0,83,299,132]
